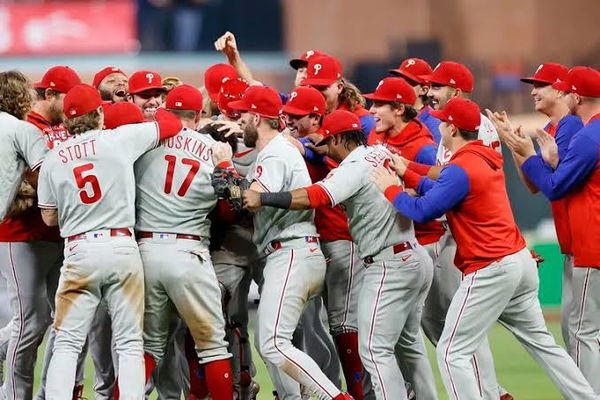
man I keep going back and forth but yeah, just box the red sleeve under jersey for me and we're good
[305,184,332,209]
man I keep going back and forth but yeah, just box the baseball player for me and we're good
[204,63,239,110]
[209,77,263,399]
[127,70,167,120]
[28,67,91,400]
[36,84,182,400]
[282,87,367,399]
[243,109,437,400]
[374,97,599,400]
[0,67,85,400]
[134,84,234,400]
[504,63,582,349]
[403,61,508,400]
[93,67,129,103]
[389,58,442,143]
[225,86,353,400]
[496,67,600,393]
[302,55,375,136]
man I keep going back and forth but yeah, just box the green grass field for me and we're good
[32,313,566,399]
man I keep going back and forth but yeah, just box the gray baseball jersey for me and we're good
[135,128,217,236]
[37,122,160,237]
[0,112,48,220]
[316,145,415,259]
[246,134,316,252]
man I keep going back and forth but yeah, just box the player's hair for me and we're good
[65,109,102,135]
[389,101,419,122]
[200,122,239,153]
[403,77,431,107]
[0,70,33,120]
[458,128,479,141]
[338,78,366,111]
[166,108,199,121]
[338,129,367,149]
[263,117,280,130]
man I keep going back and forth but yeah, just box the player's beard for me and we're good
[99,86,128,103]
[48,102,64,125]
[243,121,259,148]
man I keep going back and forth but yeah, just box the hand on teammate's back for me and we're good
[370,166,400,193]
[535,128,559,168]
[390,154,408,177]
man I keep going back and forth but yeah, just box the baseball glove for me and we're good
[211,166,249,211]
[6,181,36,218]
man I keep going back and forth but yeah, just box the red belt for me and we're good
[137,231,202,241]
[67,228,132,243]
[363,241,413,264]
[269,236,319,251]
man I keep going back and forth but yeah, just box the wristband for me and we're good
[260,192,292,209]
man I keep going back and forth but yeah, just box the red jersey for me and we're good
[0,112,67,242]
[546,123,572,254]
[446,142,526,274]
[368,121,445,245]
[305,158,353,242]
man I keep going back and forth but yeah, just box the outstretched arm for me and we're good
[214,32,262,85]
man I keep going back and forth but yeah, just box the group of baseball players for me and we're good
[0,29,598,400]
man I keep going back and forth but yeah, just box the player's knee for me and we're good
[22,313,51,340]
[113,335,144,356]
[259,335,289,366]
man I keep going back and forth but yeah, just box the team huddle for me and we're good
[0,30,599,400]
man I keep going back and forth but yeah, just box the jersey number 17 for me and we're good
[163,155,200,196]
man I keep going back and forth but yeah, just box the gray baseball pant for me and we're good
[438,248,598,400]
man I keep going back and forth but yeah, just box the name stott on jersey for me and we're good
[436,113,500,165]
[135,128,218,236]
[247,134,317,253]
[0,112,48,220]
[37,122,161,237]
[317,145,415,259]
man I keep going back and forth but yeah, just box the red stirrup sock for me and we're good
[335,332,364,400]
[113,353,156,400]
[204,359,234,400]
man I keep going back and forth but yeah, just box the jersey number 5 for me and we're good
[73,163,102,204]
[163,155,200,196]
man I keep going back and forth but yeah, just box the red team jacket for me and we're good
[393,141,526,274]
[0,113,65,242]
[446,143,526,273]
[368,121,445,245]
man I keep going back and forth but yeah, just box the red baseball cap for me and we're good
[421,61,474,92]
[103,102,144,129]
[430,98,481,131]
[289,50,327,70]
[521,63,568,85]
[315,110,361,146]
[217,77,249,118]
[204,63,238,103]
[364,77,417,105]
[93,67,127,89]
[389,58,433,85]
[34,66,82,94]
[129,71,164,95]
[165,84,203,112]
[301,55,343,87]
[63,84,102,119]
[281,86,327,116]
[229,86,282,119]
[553,67,600,97]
